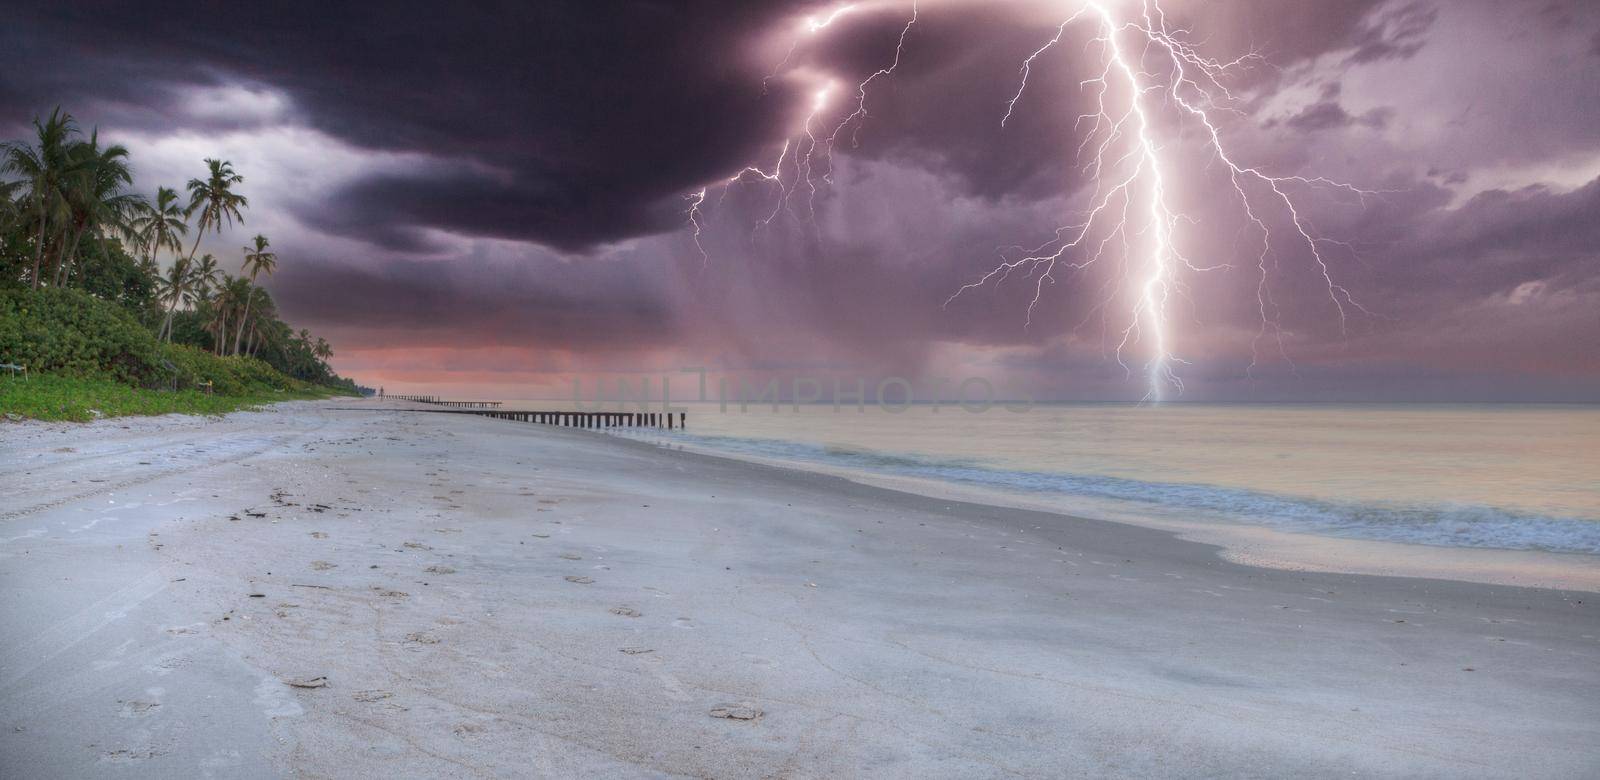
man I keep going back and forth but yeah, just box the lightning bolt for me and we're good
[948,0,1379,402]
[824,0,918,161]
[763,3,859,94]
[689,0,1377,401]
[687,1,917,264]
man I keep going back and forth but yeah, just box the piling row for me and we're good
[474,410,685,429]
[389,394,501,409]
[388,394,681,428]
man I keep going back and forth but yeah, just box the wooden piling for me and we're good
[385,399,682,432]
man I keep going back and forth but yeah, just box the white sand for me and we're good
[2,399,1597,777]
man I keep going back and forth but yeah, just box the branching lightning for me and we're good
[948,0,1378,402]
[687,2,917,265]
[689,0,1377,401]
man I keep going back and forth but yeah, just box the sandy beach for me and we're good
[2,399,1597,778]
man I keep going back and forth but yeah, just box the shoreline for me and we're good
[612,426,1600,593]
[3,399,1596,776]
[10,396,1600,592]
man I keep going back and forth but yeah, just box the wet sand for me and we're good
[2,399,1597,777]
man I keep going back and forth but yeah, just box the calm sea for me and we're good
[503,401,1600,555]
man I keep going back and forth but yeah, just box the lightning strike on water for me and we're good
[947,0,1379,402]
[690,0,1376,401]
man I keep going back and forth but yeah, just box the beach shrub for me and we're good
[0,287,350,421]
[0,287,160,383]
[0,372,331,422]
[155,343,302,395]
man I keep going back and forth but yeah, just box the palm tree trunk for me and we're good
[183,220,206,264]
[233,295,252,356]
[30,210,47,290]
[58,223,86,288]
[159,292,180,341]
[95,233,115,277]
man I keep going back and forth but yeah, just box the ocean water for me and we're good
[507,401,1600,555]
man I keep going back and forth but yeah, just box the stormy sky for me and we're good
[4,0,1597,401]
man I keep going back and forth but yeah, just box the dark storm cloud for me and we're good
[5,0,1597,399]
[2,0,818,250]
[0,0,1410,251]
[1346,1,1439,63]
[787,0,1404,203]
[1386,178,1600,300]
[289,172,656,254]
[1276,83,1391,132]
[271,252,679,352]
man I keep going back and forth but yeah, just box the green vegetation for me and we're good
[0,107,361,421]
[1,286,160,383]
[0,374,334,422]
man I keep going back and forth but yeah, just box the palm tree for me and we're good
[0,179,22,235]
[155,257,195,341]
[57,131,143,287]
[190,253,221,299]
[234,234,276,355]
[258,319,292,363]
[182,158,247,264]
[205,273,243,355]
[314,337,333,362]
[293,328,315,374]
[129,186,188,270]
[0,181,23,271]
[242,286,275,356]
[223,276,253,355]
[1,108,80,289]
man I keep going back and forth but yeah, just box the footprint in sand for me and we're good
[309,561,336,571]
[709,703,763,721]
[424,565,455,574]
[100,748,162,764]
[559,553,582,560]
[610,606,642,618]
[564,575,594,584]
[117,699,161,718]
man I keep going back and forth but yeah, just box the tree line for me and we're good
[2,108,345,386]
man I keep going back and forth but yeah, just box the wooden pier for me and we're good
[385,397,684,429]
[389,394,501,409]
[465,409,685,429]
